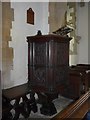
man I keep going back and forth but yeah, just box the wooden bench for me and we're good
[77,64,90,67]
[2,83,37,120]
[70,64,90,88]
[69,65,90,99]
[2,95,13,120]
[72,64,90,88]
[52,90,90,119]
[60,65,90,100]
[71,64,90,68]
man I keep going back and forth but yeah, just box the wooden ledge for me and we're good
[2,83,30,100]
[52,90,90,119]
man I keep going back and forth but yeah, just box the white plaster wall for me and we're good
[76,2,88,64]
[3,2,49,88]
[69,55,78,66]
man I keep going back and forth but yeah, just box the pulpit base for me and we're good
[40,102,57,116]
[37,92,57,116]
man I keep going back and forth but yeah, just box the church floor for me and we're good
[18,95,73,119]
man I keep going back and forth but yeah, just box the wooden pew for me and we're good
[60,65,90,100]
[68,65,90,99]
[2,83,37,120]
[2,95,13,120]
[69,70,88,99]
[74,64,90,88]
[51,90,90,120]
[70,64,90,88]
[77,64,90,67]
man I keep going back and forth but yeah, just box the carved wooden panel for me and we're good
[34,43,47,66]
[33,67,46,86]
[54,67,68,86]
[27,35,71,93]
[56,43,69,65]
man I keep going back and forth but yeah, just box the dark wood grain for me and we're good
[2,83,37,120]
[51,90,90,119]
[2,83,29,100]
